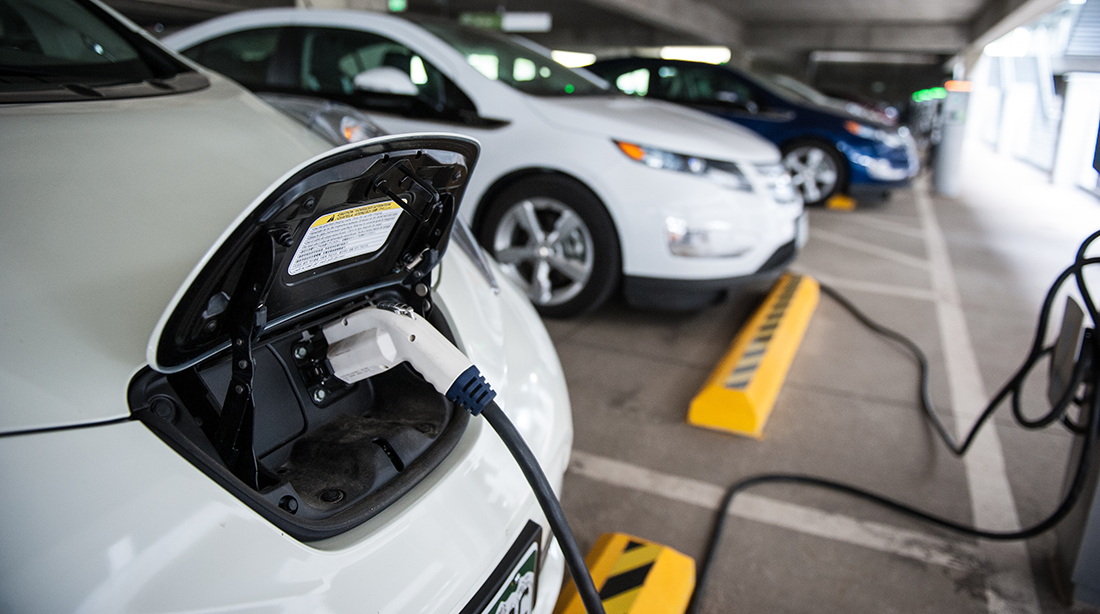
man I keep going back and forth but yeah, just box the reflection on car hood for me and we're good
[0,76,330,435]
[525,95,780,163]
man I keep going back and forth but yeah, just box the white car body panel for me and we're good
[164,9,803,283]
[0,76,324,434]
[0,42,572,614]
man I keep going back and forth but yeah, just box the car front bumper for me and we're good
[840,137,920,187]
[623,213,806,310]
[593,150,805,284]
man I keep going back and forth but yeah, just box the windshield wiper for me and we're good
[62,82,104,97]
[0,67,52,78]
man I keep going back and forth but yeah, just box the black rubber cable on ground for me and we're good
[482,401,607,614]
[688,229,1100,614]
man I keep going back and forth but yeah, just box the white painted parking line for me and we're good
[810,227,931,271]
[793,268,937,302]
[912,177,1041,614]
[846,215,926,239]
[568,451,984,572]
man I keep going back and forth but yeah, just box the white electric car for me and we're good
[0,2,572,613]
[165,10,806,316]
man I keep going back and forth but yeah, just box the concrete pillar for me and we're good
[1052,72,1100,188]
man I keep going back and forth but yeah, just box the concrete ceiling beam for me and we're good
[745,22,968,53]
[954,0,1062,68]
[968,0,1062,47]
[577,0,745,48]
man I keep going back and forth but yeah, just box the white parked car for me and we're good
[0,2,572,613]
[165,10,806,316]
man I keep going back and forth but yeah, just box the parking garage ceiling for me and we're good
[113,0,1063,66]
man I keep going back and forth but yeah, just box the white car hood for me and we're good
[0,77,329,435]
[524,95,780,163]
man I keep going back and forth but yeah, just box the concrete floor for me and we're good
[545,141,1100,613]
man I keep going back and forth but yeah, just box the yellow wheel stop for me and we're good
[688,273,819,439]
[553,533,695,614]
[825,194,857,210]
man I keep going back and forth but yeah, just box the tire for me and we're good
[781,140,847,206]
[477,176,620,318]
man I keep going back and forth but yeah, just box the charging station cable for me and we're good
[688,229,1100,614]
[323,305,607,614]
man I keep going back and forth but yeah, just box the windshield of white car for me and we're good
[0,0,195,96]
[418,21,607,97]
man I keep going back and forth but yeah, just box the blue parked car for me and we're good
[588,58,919,205]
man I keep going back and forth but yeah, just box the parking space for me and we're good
[551,141,1100,613]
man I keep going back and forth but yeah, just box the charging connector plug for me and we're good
[322,304,605,614]
[324,303,497,415]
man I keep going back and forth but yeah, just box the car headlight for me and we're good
[310,105,385,145]
[754,163,801,205]
[844,120,905,149]
[666,215,756,258]
[615,140,753,191]
[340,116,376,142]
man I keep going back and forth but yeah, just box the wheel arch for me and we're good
[778,134,844,159]
[472,168,623,317]
[778,136,851,196]
[472,167,619,246]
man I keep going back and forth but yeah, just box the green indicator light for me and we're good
[388,0,407,11]
[565,83,574,94]
[912,87,948,103]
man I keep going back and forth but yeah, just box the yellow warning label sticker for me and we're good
[288,201,402,276]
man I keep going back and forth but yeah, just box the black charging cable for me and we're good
[480,401,607,614]
[441,365,605,613]
[689,229,1100,614]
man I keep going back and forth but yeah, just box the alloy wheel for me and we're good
[783,145,840,204]
[491,197,595,307]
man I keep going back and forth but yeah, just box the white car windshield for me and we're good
[418,21,607,97]
[0,0,200,101]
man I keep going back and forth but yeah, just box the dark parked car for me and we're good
[589,58,919,205]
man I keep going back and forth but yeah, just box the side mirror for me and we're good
[353,67,419,96]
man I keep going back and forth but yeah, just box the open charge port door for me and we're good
[129,135,479,541]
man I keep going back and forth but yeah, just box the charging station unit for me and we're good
[689,273,820,438]
[1053,428,1100,607]
[1051,299,1100,607]
[554,533,696,614]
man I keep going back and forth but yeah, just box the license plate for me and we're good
[460,521,542,614]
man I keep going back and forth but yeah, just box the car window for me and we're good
[299,27,453,113]
[0,0,138,66]
[181,27,279,89]
[655,64,758,111]
[614,67,650,96]
[0,0,204,102]
[418,21,606,97]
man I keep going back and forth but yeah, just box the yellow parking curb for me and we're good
[553,533,695,614]
[825,194,857,210]
[688,273,819,439]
